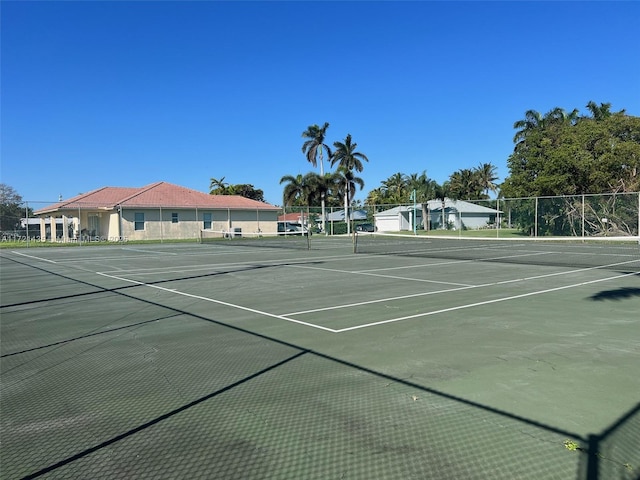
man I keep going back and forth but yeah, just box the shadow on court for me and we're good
[588,286,640,302]
[2,254,639,480]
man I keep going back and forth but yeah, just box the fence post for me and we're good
[534,197,538,237]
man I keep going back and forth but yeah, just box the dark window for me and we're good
[203,213,212,230]
[134,212,144,231]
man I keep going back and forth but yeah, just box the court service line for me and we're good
[285,284,480,316]
[355,251,555,273]
[121,247,178,255]
[334,271,639,333]
[285,259,639,316]
[288,264,474,287]
[9,251,57,263]
[95,271,338,333]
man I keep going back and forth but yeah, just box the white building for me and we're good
[374,199,501,232]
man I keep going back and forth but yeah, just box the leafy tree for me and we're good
[503,102,639,236]
[210,177,265,201]
[0,184,28,231]
[227,184,265,201]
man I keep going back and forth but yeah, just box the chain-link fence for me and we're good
[2,193,638,245]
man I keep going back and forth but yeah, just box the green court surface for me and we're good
[1,237,639,479]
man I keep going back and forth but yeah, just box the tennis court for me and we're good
[1,235,639,479]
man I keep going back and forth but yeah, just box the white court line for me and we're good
[95,271,338,332]
[284,259,640,317]
[356,250,554,273]
[285,284,480,316]
[9,251,57,263]
[288,263,473,287]
[334,271,639,333]
[89,257,638,334]
[121,247,178,255]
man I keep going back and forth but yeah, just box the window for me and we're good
[134,212,145,231]
[203,213,212,230]
[172,212,179,224]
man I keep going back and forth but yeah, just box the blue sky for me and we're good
[2,1,639,206]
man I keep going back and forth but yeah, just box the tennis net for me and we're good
[199,230,311,250]
[354,232,640,271]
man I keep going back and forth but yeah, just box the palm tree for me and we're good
[406,171,437,229]
[279,174,309,207]
[433,182,452,230]
[331,134,369,235]
[380,172,407,203]
[513,109,543,145]
[331,134,368,173]
[474,163,499,198]
[365,187,386,210]
[335,167,365,233]
[209,177,229,195]
[449,169,482,200]
[586,101,614,121]
[302,123,332,232]
[544,107,579,126]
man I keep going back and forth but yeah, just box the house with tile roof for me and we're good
[33,182,280,242]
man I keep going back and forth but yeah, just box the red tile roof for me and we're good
[35,182,280,214]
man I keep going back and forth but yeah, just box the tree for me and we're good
[448,168,482,200]
[331,134,368,173]
[503,103,640,198]
[227,184,265,202]
[474,163,499,197]
[330,134,369,234]
[512,109,543,145]
[302,123,332,232]
[433,182,452,230]
[381,172,408,204]
[585,101,617,121]
[209,177,229,195]
[279,174,309,207]
[406,171,437,228]
[0,184,27,232]
[334,167,365,231]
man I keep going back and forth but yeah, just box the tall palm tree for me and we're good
[331,134,369,235]
[433,182,452,230]
[474,163,499,198]
[302,123,332,232]
[335,167,365,233]
[407,171,437,229]
[331,134,369,172]
[209,177,229,195]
